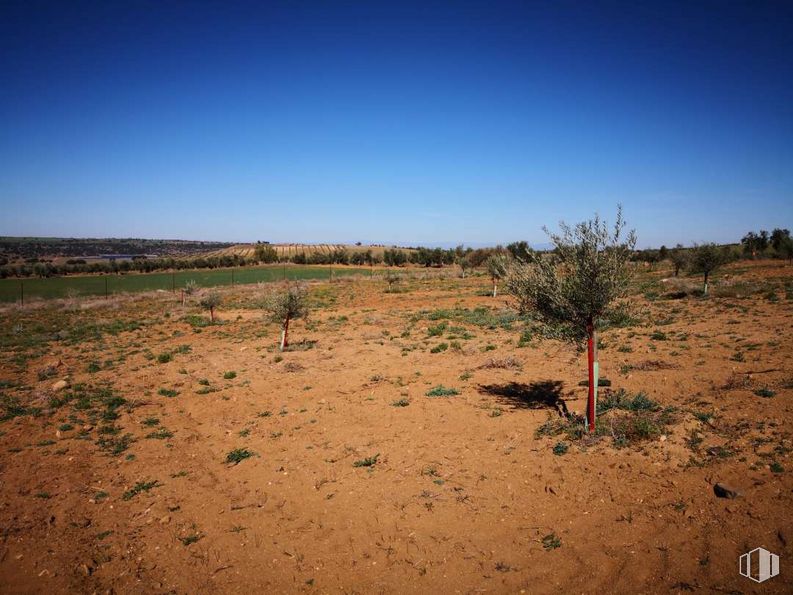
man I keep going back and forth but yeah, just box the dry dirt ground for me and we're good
[1,261,792,594]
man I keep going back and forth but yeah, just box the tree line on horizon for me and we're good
[0,228,790,279]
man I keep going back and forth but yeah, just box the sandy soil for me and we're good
[0,261,791,594]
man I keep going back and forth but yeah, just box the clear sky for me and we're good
[1,0,791,248]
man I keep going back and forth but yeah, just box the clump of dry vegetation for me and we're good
[478,356,523,370]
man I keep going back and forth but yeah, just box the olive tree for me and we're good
[182,279,198,305]
[263,283,309,351]
[457,254,472,278]
[485,254,508,297]
[669,244,688,277]
[688,243,727,295]
[505,206,636,432]
[199,290,222,323]
[384,271,401,292]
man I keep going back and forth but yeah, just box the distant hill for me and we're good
[0,237,235,263]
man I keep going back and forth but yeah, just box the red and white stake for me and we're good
[280,316,290,351]
[586,322,599,432]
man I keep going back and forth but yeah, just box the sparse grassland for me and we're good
[0,258,790,593]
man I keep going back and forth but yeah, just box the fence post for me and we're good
[172,271,175,293]
[231,269,235,287]
[20,280,24,305]
[105,276,108,299]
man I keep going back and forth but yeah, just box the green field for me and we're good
[0,265,372,303]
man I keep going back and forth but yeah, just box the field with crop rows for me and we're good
[201,243,414,260]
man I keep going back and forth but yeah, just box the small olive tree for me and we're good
[199,290,222,322]
[669,244,688,277]
[264,283,309,351]
[485,254,508,297]
[457,254,472,278]
[688,243,727,295]
[384,271,401,292]
[182,279,198,305]
[506,206,636,432]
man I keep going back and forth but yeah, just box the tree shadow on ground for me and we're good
[478,380,569,417]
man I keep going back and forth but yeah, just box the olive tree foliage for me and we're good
[262,283,309,351]
[485,254,509,297]
[505,207,636,341]
[199,291,222,322]
[506,240,532,262]
[688,243,728,295]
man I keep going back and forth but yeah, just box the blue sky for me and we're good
[1,1,791,248]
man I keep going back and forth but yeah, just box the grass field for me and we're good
[0,265,372,303]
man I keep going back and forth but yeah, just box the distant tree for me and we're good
[669,244,688,277]
[485,254,508,297]
[688,243,727,295]
[383,249,407,267]
[778,235,793,264]
[254,244,278,264]
[658,245,669,261]
[636,249,659,269]
[759,230,770,252]
[506,206,636,432]
[263,283,309,351]
[742,230,771,257]
[506,241,532,262]
[457,254,472,278]
[466,248,492,268]
[741,232,759,257]
[771,228,791,253]
[330,248,349,264]
[199,291,222,323]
